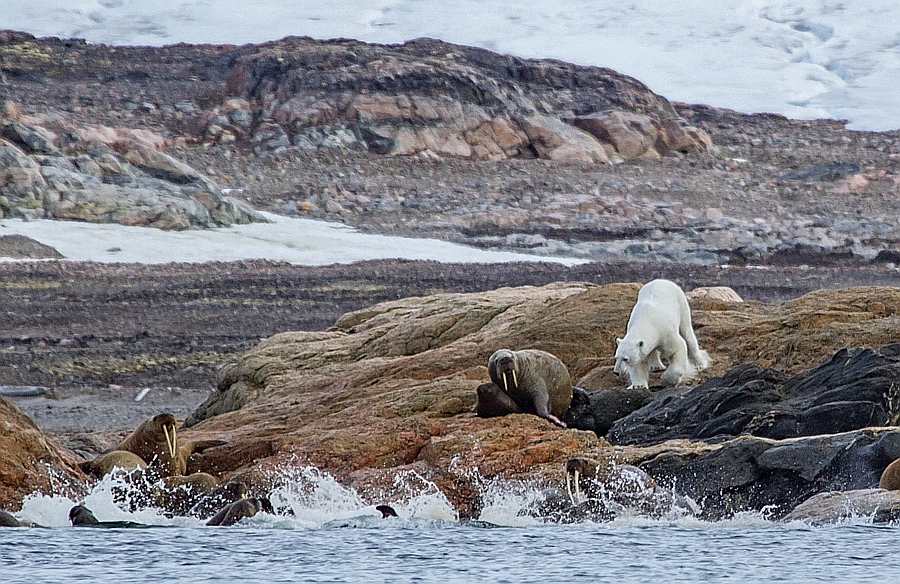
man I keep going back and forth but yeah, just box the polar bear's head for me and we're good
[613,338,645,377]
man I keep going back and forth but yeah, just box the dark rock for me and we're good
[609,345,900,445]
[642,428,900,520]
[0,235,63,260]
[779,162,860,181]
[564,385,653,435]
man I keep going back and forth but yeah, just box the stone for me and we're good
[517,114,610,163]
[0,397,86,510]
[608,345,900,445]
[176,283,900,518]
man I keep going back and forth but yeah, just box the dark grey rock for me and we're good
[609,345,900,445]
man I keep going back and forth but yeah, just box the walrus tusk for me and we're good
[566,470,582,505]
[502,373,508,393]
[163,424,177,459]
[512,370,517,389]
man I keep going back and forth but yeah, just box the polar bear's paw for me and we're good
[692,349,711,371]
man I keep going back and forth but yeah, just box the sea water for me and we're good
[2,466,898,583]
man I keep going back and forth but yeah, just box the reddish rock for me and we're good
[0,398,87,510]
[180,283,900,517]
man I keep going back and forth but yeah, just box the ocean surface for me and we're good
[4,522,899,583]
[3,467,900,583]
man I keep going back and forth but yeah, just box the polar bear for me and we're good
[613,279,710,389]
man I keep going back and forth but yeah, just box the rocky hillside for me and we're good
[2,31,899,263]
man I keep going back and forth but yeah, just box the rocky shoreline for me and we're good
[2,32,900,523]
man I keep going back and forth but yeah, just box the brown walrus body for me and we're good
[475,381,523,418]
[79,450,148,478]
[487,348,572,427]
[116,413,183,476]
[880,458,900,490]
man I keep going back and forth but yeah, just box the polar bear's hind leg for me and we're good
[659,337,690,386]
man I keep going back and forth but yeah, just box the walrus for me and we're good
[487,348,572,427]
[474,381,523,418]
[879,458,900,490]
[206,497,274,526]
[189,480,248,519]
[0,509,22,527]
[564,457,658,506]
[115,412,224,478]
[375,504,399,518]
[115,413,183,476]
[153,472,219,516]
[68,505,150,528]
[79,450,147,478]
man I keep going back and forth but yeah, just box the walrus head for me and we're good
[156,414,178,461]
[564,457,657,506]
[68,505,100,526]
[488,349,519,393]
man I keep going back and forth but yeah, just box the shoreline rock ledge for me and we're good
[178,282,900,520]
[2,281,900,521]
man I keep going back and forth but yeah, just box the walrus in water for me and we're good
[79,450,147,478]
[206,497,274,526]
[375,504,399,518]
[153,472,219,517]
[0,509,23,527]
[189,480,248,519]
[487,348,572,427]
[879,458,900,490]
[68,505,150,528]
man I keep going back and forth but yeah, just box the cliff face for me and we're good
[178,282,900,518]
[0,397,86,509]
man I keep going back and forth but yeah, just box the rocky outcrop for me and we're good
[177,282,900,519]
[0,110,262,229]
[606,344,900,445]
[0,397,86,509]
[213,36,711,162]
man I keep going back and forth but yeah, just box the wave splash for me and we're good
[10,462,884,530]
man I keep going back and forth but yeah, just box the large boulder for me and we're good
[607,344,900,444]
[215,36,711,161]
[177,282,900,518]
[0,397,87,509]
[0,113,263,229]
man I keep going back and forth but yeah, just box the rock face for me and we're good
[0,397,86,509]
[0,110,262,229]
[218,36,711,162]
[607,344,900,445]
[178,282,900,519]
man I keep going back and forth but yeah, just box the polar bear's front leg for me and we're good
[627,360,650,389]
[648,349,666,371]
[660,336,689,386]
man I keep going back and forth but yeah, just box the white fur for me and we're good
[613,279,710,389]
